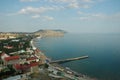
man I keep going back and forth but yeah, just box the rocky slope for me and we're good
[34,29,66,37]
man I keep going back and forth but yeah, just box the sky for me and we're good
[0,0,120,33]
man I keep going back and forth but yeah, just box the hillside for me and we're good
[34,29,66,37]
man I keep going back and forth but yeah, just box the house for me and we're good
[5,56,20,65]
[1,53,10,65]
[13,63,31,72]
[1,53,20,65]
[13,62,39,73]
[4,56,20,62]
[1,53,10,60]
[4,46,13,49]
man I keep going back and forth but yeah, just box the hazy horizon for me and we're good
[0,0,120,33]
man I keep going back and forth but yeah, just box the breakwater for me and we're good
[50,55,89,64]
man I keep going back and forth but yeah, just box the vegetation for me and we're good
[0,36,32,54]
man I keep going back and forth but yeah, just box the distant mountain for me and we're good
[34,29,66,33]
[34,29,66,37]
[0,29,66,38]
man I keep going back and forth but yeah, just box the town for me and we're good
[0,31,92,80]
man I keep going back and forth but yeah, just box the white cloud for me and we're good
[31,14,54,21]
[43,16,54,21]
[82,4,91,8]
[18,8,27,14]
[49,0,97,3]
[68,2,79,8]
[49,0,77,3]
[19,0,96,3]
[78,11,107,20]
[31,15,40,18]
[18,6,54,14]
[20,0,39,2]
[52,5,65,10]
[17,6,55,20]
[19,0,101,10]
[91,13,106,17]
[78,12,120,23]
[78,11,91,16]
[80,17,89,20]
[49,0,78,8]
[82,0,94,3]
[31,15,54,20]
[49,0,93,9]
[78,11,84,15]
[68,2,91,9]
[15,6,64,19]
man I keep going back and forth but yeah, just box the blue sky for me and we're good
[0,0,120,33]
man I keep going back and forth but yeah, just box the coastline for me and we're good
[31,37,96,80]
[0,36,95,80]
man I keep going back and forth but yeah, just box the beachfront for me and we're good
[0,36,94,80]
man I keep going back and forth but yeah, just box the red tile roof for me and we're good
[14,64,30,70]
[26,57,37,61]
[14,62,39,70]
[4,56,20,61]
[30,62,39,67]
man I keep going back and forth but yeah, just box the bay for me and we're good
[35,33,120,80]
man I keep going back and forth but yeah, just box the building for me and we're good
[1,53,20,65]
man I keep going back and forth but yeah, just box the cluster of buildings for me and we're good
[0,37,48,80]
[0,47,45,73]
[0,36,91,80]
[0,33,18,40]
[0,38,77,80]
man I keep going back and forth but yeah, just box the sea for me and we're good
[35,33,120,80]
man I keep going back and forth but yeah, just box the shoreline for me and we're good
[0,36,95,80]
[31,37,96,80]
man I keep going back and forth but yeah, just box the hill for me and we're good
[34,29,66,37]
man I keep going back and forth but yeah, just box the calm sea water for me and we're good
[35,33,120,80]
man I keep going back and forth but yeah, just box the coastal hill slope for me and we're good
[0,29,66,39]
[33,29,66,37]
